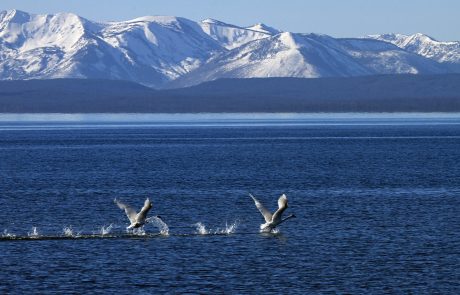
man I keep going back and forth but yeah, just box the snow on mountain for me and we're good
[246,23,281,35]
[0,10,224,87]
[336,37,446,75]
[199,18,272,49]
[0,10,459,88]
[169,32,447,88]
[100,16,223,85]
[0,9,102,79]
[169,32,366,88]
[368,33,460,70]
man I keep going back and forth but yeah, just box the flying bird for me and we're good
[250,193,296,232]
[114,198,160,230]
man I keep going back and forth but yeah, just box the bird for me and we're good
[114,198,160,230]
[250,193,296,232]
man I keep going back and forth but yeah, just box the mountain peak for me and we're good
[0,9,31,24]
[409,33,438,43]
[0,9,459,88]
[199,18,270,49]
[0,10,94,52]
[246,23,280,35]
[126,15,180,24]
[200,18,242,30]
[201,18,221,24]
[366,33,460,66]
[368,33,441,44]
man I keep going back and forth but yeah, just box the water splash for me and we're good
[270,228,280,234]
[28,226,40,238]
[260,227,280,234]
[194,221,238,235]
[63,226,80,237]
[100,224,113,236]
[2,229,16,238]
[131,227,146,236]
[215,221,238,234]
[146,216,169,235]
[194,222,209,235]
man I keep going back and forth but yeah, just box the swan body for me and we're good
[250,193,296,232]
[114,198,156,230]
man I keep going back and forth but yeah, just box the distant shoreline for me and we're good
[1,75,460,113]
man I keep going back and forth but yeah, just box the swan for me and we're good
[250,193,296,232]
[114,198,161,230]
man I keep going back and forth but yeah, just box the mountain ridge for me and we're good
[1,9,460,88]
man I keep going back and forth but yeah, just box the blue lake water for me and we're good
[1,114,460,294]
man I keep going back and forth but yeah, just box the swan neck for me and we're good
[281,214,295,223]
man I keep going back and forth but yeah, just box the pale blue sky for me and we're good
[2,0,459,41]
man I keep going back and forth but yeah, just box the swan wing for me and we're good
[249,193,272,223]
[272,194,288,223]
[114,199,137,224]
[136,198,152,222]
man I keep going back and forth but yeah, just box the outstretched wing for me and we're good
[136,198,152,222]
[114,199,137,224]
[272,194,288,223]
[249,193,272,223]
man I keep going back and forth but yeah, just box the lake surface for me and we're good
[1,114,459,294]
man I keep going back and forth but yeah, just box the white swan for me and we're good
[250,193,296,232]
[114,198,161,230]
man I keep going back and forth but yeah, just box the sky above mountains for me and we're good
[1,0,459,41]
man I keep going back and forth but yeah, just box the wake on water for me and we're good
[194,221,238,235]
[2,229,16,238]
[0,220,252,241]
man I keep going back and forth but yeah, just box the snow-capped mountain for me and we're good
[245,23,281,35]
[368,33,460,71]
[0,10,459,88]
[0,10,226,87]
[199,18,271,49]
[170,32,446,88]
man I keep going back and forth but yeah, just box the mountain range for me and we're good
[1,9,460,89]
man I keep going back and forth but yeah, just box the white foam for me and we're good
[131,227,146,236]
[194,221,238,235]
[27,226,40,238]
[99,224,113,236]
[63,226,80,237]
[2,229,16,238]
[215,221,238,234]
[194,222,208,235]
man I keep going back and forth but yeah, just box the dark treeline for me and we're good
[1,74,460,112]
